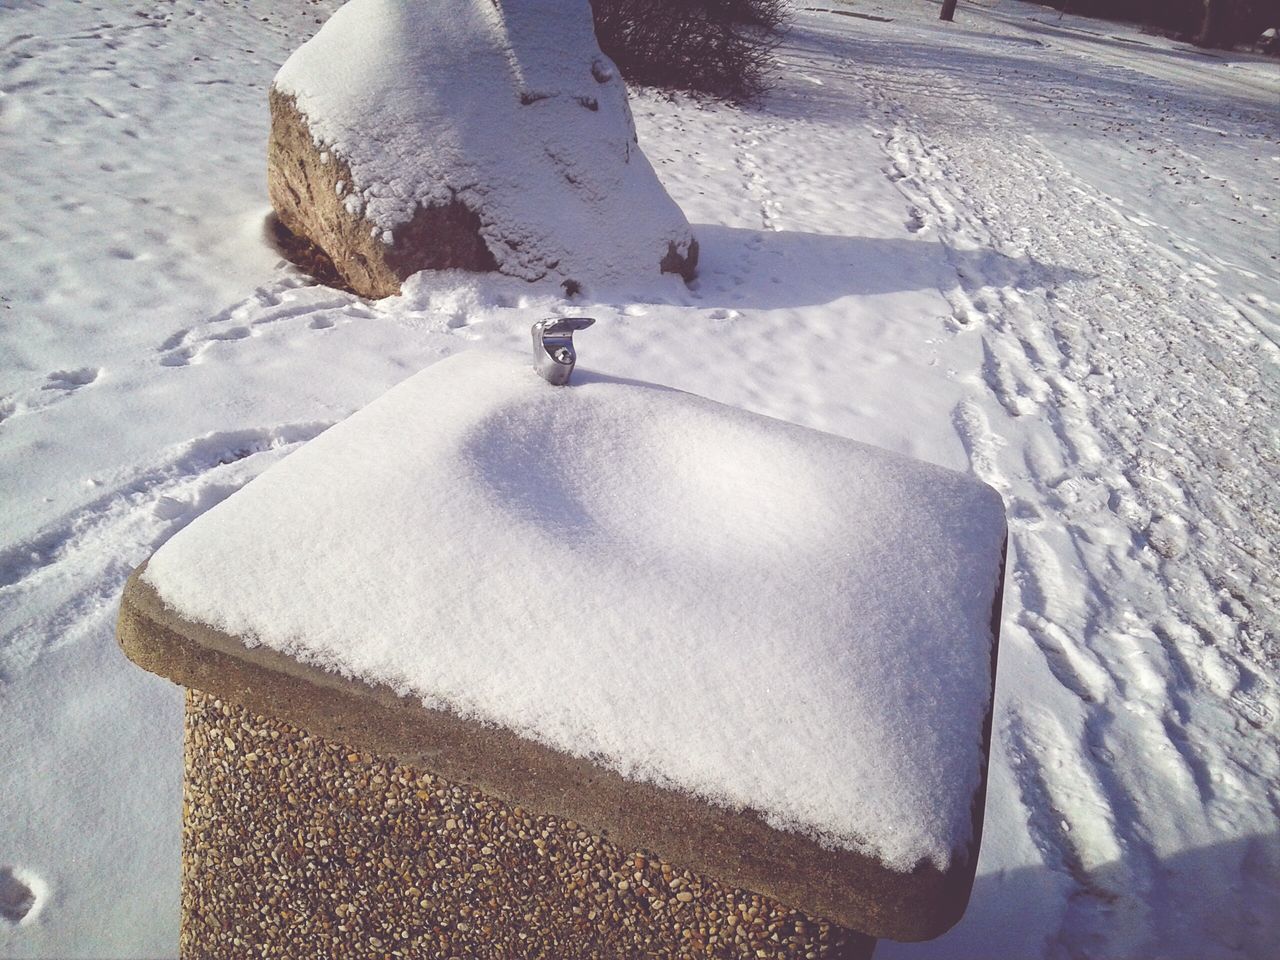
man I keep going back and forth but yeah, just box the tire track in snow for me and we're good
[0,422,332,681]
[855,52,1280,959]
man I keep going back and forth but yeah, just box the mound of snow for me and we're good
[270,0,698,298]
[143,349,1007,873]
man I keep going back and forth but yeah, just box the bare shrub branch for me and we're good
[590,0,790,101]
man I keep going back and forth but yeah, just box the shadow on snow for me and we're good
[680,223,1087,311]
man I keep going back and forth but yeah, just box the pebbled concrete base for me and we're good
[181,689,875,959]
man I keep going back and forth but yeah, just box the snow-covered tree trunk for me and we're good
[940,0,958,23]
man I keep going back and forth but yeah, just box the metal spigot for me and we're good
[532,317,595,385]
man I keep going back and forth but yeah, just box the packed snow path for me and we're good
[1,2,1276,958]
[805,8,1279,959]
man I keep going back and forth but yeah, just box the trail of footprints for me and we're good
[0,422,332,682]
[157,276,370,368]
[729,121,785,233]
[860,55,1280,956]
[3,274,368,425]
[0,367,102,427]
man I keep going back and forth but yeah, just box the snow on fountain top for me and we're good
[143,350,1006,873]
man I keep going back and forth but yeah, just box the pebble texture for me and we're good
[182,690,875,959]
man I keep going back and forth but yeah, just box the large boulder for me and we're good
[268,0,698,299]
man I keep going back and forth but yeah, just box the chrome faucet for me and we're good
[532,317,595,385]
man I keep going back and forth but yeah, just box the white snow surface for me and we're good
[2,0,1279,957]
[274,0,697,286]
[142,348,1006,873]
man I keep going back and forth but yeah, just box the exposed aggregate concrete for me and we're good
[182,690,875,959]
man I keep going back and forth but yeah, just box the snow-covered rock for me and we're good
[268,0,699,298]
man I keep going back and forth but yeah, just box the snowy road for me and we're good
[2,1,1277,958]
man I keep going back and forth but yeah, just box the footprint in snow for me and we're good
[1228,670,1276,729]
[0,866,45,925]
[205,326,252,342]
[160,344,204,368]
[445,312,474,330]
[42,367,100,391]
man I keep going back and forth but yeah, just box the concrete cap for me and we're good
[118,554,1002,941]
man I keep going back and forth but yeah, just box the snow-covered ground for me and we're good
[1,1,1276,957]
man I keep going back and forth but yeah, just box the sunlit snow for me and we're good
[1,1,1276,958]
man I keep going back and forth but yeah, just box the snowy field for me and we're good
[1,0,1277,957]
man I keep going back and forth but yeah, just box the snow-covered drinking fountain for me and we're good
[116,1,1007,957]
[118,322,1007,958]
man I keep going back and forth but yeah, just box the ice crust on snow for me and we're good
[272,0,696,286]
[144,350,1007,872]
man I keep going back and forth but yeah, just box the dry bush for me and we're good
[590,0,789,101]
[1042,1,1277,49]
